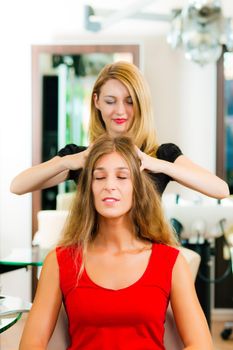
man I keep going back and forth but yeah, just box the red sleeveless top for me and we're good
[56,243,179,350]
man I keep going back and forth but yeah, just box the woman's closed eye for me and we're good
[94,176,127,180]
[104,98,133,105]
[105,99,115,105]
[93,168,130,181]
[116,169,130,179]
[94,176,106,180]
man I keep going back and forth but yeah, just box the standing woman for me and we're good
[10,61,229,198]
[19,135,214,350]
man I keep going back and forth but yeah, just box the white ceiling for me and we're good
[86,0,186,12]
[86,0,233,12]
[84,0,233,36]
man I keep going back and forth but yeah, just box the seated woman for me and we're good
[19,135,213,350]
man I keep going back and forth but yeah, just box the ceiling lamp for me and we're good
[167,0,233,66]
[84,0,233,66]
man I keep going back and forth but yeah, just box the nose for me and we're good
[104,176,117,192]
[115,101,126,116]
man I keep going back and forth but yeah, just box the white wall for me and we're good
[0,0,218,299]
[143,36,217,198]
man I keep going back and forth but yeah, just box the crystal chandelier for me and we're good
[167,0,233,66]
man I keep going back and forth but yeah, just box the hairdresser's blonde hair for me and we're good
[89,61,158,156]
[58,135,178,261]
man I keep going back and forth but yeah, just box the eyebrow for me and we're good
[93,167,130,171]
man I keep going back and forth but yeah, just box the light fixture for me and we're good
[167,0,233,66]
[84,0,233,66]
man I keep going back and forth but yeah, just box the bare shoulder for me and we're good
[41,249,59,276]
[35,249,61,298]
[172,251,194,289]
[43,249,58,264]
[174,250,190,270]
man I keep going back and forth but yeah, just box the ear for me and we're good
[93,93,100,109]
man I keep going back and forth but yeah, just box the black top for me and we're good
[57,143,183,195]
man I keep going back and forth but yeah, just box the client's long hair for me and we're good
[58,135,178,256]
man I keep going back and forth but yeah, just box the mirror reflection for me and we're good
[40,52,134,158]
[32,46,139,211]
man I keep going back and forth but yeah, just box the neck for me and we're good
[93,215,139,252]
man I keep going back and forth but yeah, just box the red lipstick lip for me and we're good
[114,118,127,124]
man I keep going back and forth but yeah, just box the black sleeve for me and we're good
[57,144,87,157]
[144,143,183,195]
[57,144,87,182]
[156,143,183,163]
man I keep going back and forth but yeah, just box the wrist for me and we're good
[156,159,169,173]
[149,157,172,174]
[50,156,70,172]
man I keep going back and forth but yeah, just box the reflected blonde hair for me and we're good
[89,61,158,156]
[58,135,178,256]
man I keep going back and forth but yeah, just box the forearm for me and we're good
[162,160,228,198]
[146,156,229,199]
[10,156,69,195]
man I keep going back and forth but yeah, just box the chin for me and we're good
[101,213,123,219]
[112,125,128,133]
[98,210,130,220]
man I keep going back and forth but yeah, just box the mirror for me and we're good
[31,44,139,234]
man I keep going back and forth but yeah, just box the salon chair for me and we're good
[56,192,75,210]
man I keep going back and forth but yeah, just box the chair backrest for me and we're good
[56,192,75,211]
[47,304,69,350]
[47,246,201,350]
[33,210,69,248]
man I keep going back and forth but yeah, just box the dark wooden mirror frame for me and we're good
[31,44,140,237]
[216,50,225,181]
[216,48,233,310]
